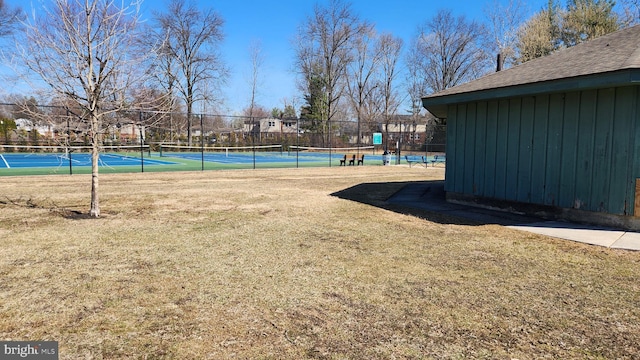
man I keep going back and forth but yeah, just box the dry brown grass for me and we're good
[1,166,639,359]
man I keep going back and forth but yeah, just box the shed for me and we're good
[422,25,640,230]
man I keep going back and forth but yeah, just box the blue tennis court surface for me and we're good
[0,148,380,171]
[159,150,352,164]
[0,152,174,169]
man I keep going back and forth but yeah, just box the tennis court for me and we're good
[0,144,384,175]
[158,145,378,165]
[0,152,174,169]
[0,145,176,175]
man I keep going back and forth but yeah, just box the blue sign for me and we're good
[373,133,382,145]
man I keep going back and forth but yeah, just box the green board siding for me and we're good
[454,104,466,194]
[445,85,640,216]
[544,93,564,206]
[591,88,615,212]
[495,100,510,200]
[633,89,640,215]
[444,106,457,193]
[530,96,549,205]
[574,90,597,211]
[474,102,488,195]
[505,98,521,201]
[517,97,535,203]
[610,87,634,215]
[559,92,580,209]
[484,101,499,198]
[463,103,477,195]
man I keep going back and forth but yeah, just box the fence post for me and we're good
[139,111,144,173]
[328,118,332,167]
[252,117,256,170]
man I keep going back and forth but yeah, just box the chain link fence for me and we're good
[0,103,446,169]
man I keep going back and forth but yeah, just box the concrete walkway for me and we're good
[388,181,640,251]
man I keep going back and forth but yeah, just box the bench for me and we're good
[405,155,423,168]
[430,154,446,167]
[340,154,363,166]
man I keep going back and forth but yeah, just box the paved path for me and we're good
[388,181,640,251]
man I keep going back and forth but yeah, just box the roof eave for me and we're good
[422,68,640,119]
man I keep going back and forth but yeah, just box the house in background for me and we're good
[422,25,640,230]
[243,118,298,139]
[380,115,428,146]
[15,118,54,138]
[379,114,444,152]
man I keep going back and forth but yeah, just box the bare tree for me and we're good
[405,39,427,120]
[17,0,143,217]
[376,33,403,150]
[269,97,298,120]
[9,95,40,120]
[154,0,227,146]
[128,86,183,142]
[247,39,264,119]
[0,0,22,38]
[619,0,640,25]
[413,9,488,96]
[241,105,269,119]
[294,0,371,144]
[346,27,381,147]
[139,22,181,142]
[484,0,528,70]
[0,0,23,94]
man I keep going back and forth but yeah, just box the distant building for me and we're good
[116,123,144,142]
[15,118,54,138]
[379,114,442,151]
[243,118,299,138]
[380,121,427,144]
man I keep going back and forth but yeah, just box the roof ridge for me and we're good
[424,25,640,100]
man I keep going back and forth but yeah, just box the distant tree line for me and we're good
[291,0,634,133]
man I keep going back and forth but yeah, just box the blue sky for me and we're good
[198,0,549,114]
[6,0,549,115]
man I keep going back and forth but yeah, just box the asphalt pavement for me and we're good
[388,181,640,251]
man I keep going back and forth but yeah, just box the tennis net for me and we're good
[288,145,375,154]
[159,144,283,157]
[0,144,151,154]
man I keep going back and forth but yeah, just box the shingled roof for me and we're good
[423,25,640,117]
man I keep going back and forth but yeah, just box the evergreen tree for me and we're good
[516,1,562,63]
[299,74,327,131]
[562,0,619,46]
[517,0,619,63]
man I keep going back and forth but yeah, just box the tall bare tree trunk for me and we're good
[89,113,100,217]
[90,149,100,217]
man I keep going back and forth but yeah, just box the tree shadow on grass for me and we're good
[330,180,543,227]
[0,196,95,220]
